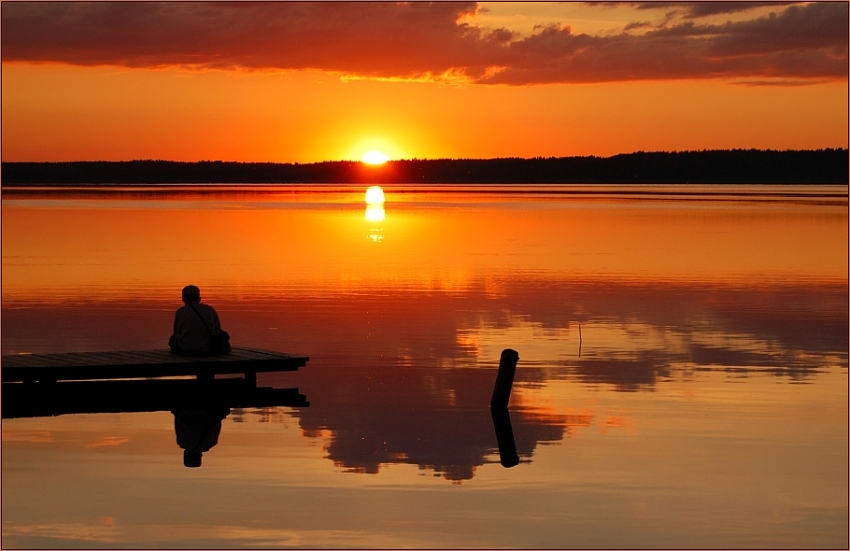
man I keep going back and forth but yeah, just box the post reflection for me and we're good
[289,358,570,482]
[490,406,520,468]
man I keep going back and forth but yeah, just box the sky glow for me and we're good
[1,2,846,162]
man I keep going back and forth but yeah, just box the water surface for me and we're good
[2,184,847,548]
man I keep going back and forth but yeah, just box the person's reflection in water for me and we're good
[172,406,231,468]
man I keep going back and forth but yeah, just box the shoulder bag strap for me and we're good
[188,303,217,337]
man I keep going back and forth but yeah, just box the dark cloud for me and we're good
[714,3,847,57]
[623,1,803,18]
[0,2,494,77]
[1,1,846,84]
[482,2,848,84]
[624,20,653,31]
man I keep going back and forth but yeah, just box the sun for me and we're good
[361,150,390,165]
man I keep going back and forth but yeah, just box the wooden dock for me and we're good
[1,347,309,386]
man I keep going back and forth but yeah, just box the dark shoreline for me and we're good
[2,149,847,186]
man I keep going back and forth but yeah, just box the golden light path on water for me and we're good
[365,185,386,240]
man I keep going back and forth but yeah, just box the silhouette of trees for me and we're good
[2,149,847,185]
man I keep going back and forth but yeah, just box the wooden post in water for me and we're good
[490,348,519,409]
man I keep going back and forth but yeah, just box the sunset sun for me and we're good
[361,150,390,165]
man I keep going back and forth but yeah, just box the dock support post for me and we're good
[489,348,519,409]
[197,372,214,383]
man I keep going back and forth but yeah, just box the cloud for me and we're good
[481,2,849,84]
[0,2,494,77]
[620,1,803,18]
[1,1,846,85]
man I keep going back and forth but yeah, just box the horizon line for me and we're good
[4,147,848,165]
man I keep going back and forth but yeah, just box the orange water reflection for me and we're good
[1,186,848,544]
[3,185,846,302]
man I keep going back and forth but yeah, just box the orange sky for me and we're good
[2,2,847,163]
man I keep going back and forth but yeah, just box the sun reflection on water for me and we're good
[365,204,385,223]
[365,186,385,204]
[365,186,386,242]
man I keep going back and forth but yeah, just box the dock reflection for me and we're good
[1,378,309,419]
[3,378,310,468]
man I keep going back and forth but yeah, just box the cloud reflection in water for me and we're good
[2,276,846,483]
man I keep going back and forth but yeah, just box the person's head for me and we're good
[181,285,201,304]
[183,450,203,468]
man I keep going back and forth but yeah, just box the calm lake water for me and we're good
[2,184,848,549]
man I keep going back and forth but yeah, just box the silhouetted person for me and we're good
[168,285,230,355]
[172,407,230,468]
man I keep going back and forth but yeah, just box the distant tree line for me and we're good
[2,149,847,185]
